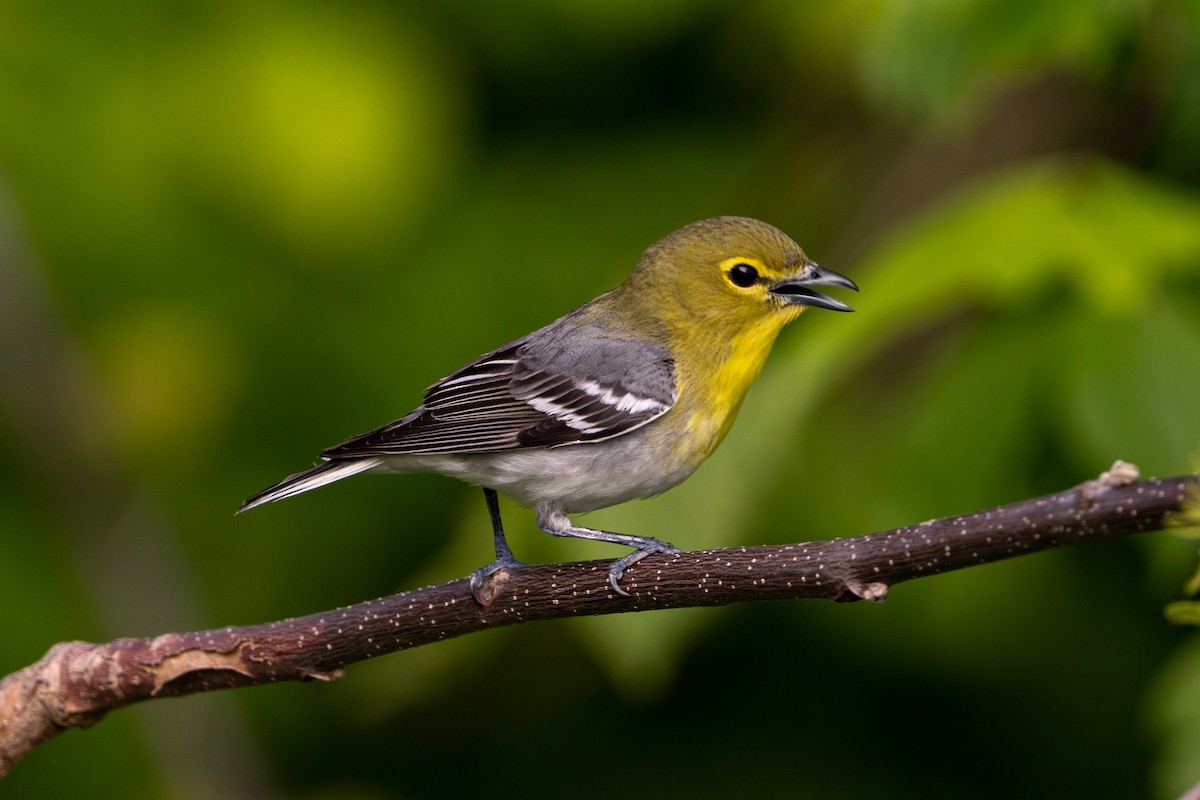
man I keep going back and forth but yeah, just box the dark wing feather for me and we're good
[320,324,676,458]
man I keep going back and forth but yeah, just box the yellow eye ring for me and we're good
[727,263,758,288]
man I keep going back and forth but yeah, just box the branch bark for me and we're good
[2,466,1195,776]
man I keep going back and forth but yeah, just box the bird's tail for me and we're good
[238,458,383,513]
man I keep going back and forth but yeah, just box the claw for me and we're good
[608,539,679,596]
[469,557,524,605]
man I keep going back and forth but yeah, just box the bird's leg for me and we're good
[468,488,525,603]
[484,487,517,563]
[536,506,679,597]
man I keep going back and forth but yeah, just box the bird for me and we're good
[241,216,858,599]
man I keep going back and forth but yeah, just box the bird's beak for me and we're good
[769,264,859,312]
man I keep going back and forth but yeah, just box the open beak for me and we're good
[769,264,859,312]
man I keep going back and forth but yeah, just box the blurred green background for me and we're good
[2,0,1200,797]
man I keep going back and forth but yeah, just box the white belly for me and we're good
[371,433,697,514]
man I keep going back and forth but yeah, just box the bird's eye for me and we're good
[727,263,758,288]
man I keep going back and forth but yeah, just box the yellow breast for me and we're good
[671,315,791,467]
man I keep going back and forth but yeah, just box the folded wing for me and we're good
[321,322,677,458]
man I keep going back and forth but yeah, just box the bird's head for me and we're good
[622,216,858,336]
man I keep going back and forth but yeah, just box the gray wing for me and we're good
[320,319,676,458]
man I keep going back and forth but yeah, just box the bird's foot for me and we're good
[469,556,525,605]
[608,538,679,597]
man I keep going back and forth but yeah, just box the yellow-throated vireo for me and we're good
[242,217,858,598]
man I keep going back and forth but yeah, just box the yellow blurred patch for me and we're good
[157,6,463,258]
[93,311,239,463]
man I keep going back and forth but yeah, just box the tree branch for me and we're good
[2,465,1195,776]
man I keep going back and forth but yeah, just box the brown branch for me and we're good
[2,466,1195,776]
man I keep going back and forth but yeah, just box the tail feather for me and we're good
[239,458,383,513]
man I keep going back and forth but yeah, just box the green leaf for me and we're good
[1166,600,1200,626]
[860,0,1141,123]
